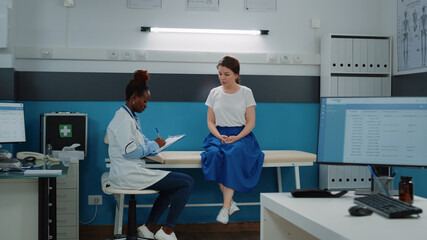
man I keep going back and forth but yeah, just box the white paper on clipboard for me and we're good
[152,134,185,155]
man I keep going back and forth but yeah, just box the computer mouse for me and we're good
[348,205,373,216]
[23,156,36,162]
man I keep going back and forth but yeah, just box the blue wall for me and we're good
[13,101,320,225]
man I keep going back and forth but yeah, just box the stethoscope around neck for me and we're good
[122,105,142,132]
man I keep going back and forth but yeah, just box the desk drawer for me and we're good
[57,163,78,188]
[57,226,77,239]
[57,177,77,188]
[57,202,77,214]
[57,213,77,227]
[57,189,77,202]
[57,175,77,188]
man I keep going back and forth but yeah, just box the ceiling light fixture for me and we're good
[141,26,269,35]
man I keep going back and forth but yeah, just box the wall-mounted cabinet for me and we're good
[321,34,392,97]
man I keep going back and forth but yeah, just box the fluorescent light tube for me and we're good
[141,26,269,35]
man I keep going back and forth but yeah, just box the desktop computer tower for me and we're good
[40,112,87,156]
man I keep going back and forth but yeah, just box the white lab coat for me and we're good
[107,107,169,189]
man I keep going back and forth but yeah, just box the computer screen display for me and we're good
[317,97,427,167]
[0,102,26,143]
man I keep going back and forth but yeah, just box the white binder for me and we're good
[382,77,391,96]
[0,5,7,48]
[374,77,382,96]
[330,76,338,96]
[367,39,376,73]
[381,39,390,72]
[337,77,345,96]
[352,38,361,72]
[359,77,369,96]
[329,165,338,188]
[375,39,383,73]
[344,77,353,96]
[351,77,360,96]
[360,38,368,72]
[337,38,346,72]
[366,77,375,96]
[335,165,345,189]
[344,165,354,188]
[357,166,371,189]
[351,166,360,188]
[331,38,339,72]
[345,38,353,72]
[319,165,337,189]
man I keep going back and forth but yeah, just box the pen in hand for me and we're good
[154,128,166,148]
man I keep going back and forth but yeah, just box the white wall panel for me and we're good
[10,0,396,74]
[0,4,7,48]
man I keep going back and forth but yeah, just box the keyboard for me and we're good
[354,194,423,218]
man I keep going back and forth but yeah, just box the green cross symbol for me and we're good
[59,124,72,138]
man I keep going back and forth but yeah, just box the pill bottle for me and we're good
[46,144,53,157]
[399,176,413,204]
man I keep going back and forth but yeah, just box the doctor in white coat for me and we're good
[107,70,193,240]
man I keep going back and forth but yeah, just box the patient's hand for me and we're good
[224,135,239,144]
[219,135,228,143]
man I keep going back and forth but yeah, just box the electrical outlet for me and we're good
[279,55,291,64]
[121,50,134,60]
[107,49,119,60]
[293,55,303,64]
[88,195,103,205]
[135,50,146,60]
[40,48,53,58]
[267,54,278,63]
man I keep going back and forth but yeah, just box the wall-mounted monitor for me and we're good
[317,97,427,168]
[0,102,26,143]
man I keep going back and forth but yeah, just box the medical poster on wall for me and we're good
[397,0,427,71]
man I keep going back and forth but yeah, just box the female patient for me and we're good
[201,55,265,224]
[107,70,193,240]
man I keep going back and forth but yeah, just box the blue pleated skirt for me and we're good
[201,126,265,192]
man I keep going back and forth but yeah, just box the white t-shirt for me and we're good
[107,107,169,190]
[205,85,256,127]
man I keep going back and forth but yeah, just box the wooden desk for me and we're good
[260,192,427,240]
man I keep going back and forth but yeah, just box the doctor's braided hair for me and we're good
[125,70,150,100]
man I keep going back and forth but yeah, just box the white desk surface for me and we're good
[261,192,427,240]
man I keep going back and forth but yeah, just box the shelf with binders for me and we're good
[321,33,392,98]
[319,33,392,190]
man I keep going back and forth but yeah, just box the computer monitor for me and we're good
[317,97,427,168]
[0,102,26,143]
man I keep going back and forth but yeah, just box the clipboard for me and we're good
[151,134,185,155]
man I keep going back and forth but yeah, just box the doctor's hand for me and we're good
[155,137,166,148]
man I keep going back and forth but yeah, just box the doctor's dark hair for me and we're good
[125,70,150,100]
[217,55,240,84]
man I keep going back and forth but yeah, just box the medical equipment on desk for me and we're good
[52,143,84,166]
